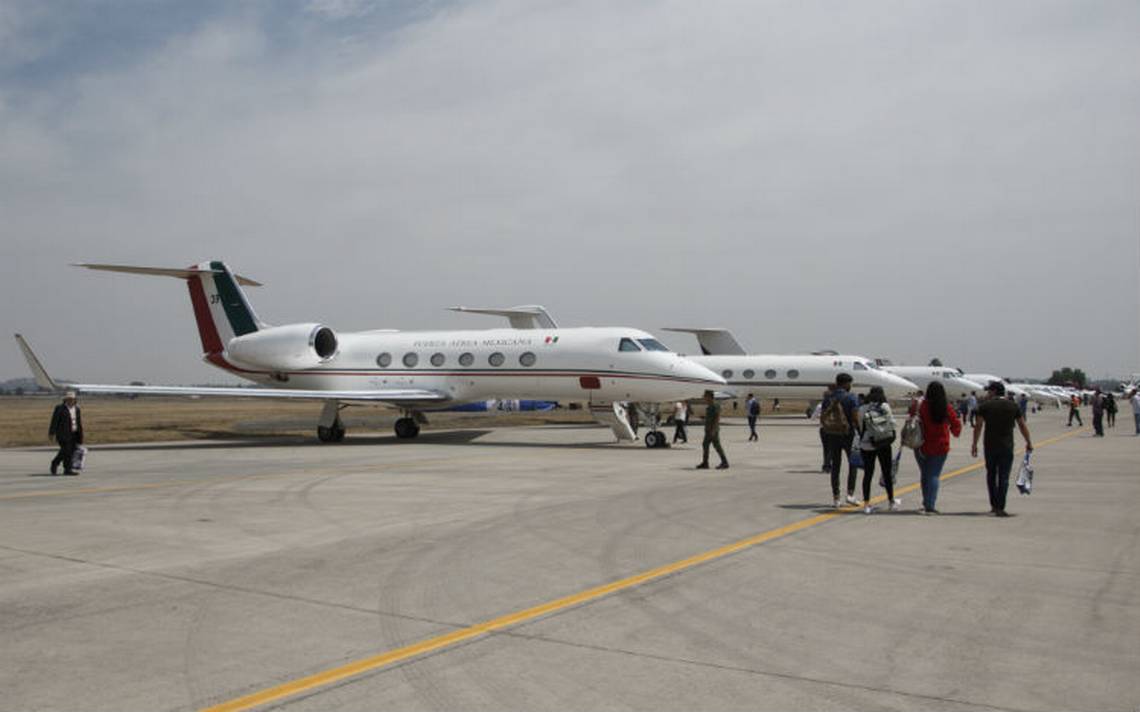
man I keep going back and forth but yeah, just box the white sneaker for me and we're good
[889,500,901,511]
[845,494,859,505]
[863,504,874,514]
[833,497,842,509]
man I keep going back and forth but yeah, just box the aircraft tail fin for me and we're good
[660,328,747,356]
[74,261,265,354]
[14,334,62,391]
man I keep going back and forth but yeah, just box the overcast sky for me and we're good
[2,0,1138,386]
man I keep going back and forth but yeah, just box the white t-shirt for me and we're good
[67,405,78,431]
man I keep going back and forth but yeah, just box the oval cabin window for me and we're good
[743,369,755,379]
[765,369,777,379]
[459,352,474,367]
[787,369,800,379]
[489,352,505,367]
[519,352,536,367]
[376,352,392,368]
[403,352,419,368]
[722,370,733,379]
[430,353,445,367]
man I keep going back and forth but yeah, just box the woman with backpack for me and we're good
[908,380,962,514]
[857,386,898,513]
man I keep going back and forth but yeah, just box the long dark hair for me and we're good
[866,386,886,404]
[925,381,948,423]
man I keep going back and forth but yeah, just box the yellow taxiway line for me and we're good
[203,427,1086,712]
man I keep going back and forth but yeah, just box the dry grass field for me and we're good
[1,396,811,448]
[0,396,598,448]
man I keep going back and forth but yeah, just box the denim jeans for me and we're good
[1135,412,1140,434]
[984,447,1014,512]
[915,451,948,511]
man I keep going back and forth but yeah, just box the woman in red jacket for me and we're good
[909,381,962,514]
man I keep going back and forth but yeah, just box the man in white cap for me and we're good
[48,391,84,475]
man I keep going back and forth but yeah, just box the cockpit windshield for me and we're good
[853,362,867,371]
[619,338,642,352]
[637,338,670,352]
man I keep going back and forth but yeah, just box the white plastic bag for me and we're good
[1015,453,1033,495]
[71,445,87,472]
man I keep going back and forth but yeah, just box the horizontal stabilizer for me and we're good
[661,328,747,356]
[449,305,558,329]
[73,263,262,287]
[14,334,61,391]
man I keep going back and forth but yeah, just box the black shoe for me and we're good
[716,462,729,470]
[995,510,1009,517]
[695,463,709,469]
[63,470,77,476]
[50,466,58,476]
[928,508,940,515]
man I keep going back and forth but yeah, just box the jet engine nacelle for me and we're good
[226,323,338,370]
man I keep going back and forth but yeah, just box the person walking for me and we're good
[857,386,898,513]
[1130,389,1140,435]
[967,391,978,427]
[1091,389,1105,436]
[971,381,1033,517]
[909,381,962,514]
[1104,393,1117,428]
[1017,392,1029,419]
[48,391,84,476]
[745,393,760,442]
[1067,394,1083,426]
[816,386,833,472]
[672,400,688,444]
[696,391,728,470]
[820,373,861,508]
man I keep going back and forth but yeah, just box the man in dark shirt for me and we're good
[821,373,862,508]
[697,390,729,470]
[971,381,1033,516]
[48,391,84,476]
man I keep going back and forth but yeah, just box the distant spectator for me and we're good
[1130,389,1140,435]
[672,401,688,444]
[1091,389,1105,437]
[1104,393,1117,428]
[696,391,728,470]
[1017,392,1029,418]
[1067,394,1083,427]
[967,391,978,427]
[745,393,760,442]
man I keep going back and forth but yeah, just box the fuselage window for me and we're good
[787,369,800,379]
[402,352,419,368]
[376,352,392,368]
[765,369,777,379]
[489,352,505,367]
[722,369,734,379]
[519,352,536,367]
[637,338,670,352]
[619,338,642,352]
[430,352,445,367]
[743,369,755,379]
[459,352,474,367]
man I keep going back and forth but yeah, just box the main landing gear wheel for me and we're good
[317,419,346,443]
[394,417,420,439]
[644,431,668,449]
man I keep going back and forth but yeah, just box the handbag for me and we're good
[900,416,924,450]
[70,445,88,472]
[1015,453,1034,495]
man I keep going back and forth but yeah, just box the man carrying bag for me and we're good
[48,391,84,476]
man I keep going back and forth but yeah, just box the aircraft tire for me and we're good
[394,417,420,439]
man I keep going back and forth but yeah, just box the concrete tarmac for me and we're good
[0,413,1136,711]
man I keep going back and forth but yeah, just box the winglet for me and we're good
[448,305,558,330]
[14,334,62,391]
[660,328,747,356]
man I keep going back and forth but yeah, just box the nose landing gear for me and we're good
[317,420,346,443]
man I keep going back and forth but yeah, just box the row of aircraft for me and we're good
[13,260,1056,447]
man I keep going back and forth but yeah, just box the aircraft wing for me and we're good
[660,328,747,356]
[14,334,447,405]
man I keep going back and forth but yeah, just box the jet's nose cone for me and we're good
[679,358,726,386]
[884,373,919,396]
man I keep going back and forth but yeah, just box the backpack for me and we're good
[862,404,896,445]
[820,396,850,435]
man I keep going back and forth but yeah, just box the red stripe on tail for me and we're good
[187,275,224,354]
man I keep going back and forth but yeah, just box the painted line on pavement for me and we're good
[202,427,1086,712]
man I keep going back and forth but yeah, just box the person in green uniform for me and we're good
[697,390,729,470]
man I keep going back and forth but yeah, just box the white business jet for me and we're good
[16,261,724,443]
[658,329,919,411]
[959,372,1030,401]
[878,365,985,401]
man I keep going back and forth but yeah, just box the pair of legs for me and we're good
[699,433,728,468]
[861,444,894,504]
[1068,408,1082,426]
[1092,413,1104,436]
[914,451,948,512]
[1106,411,1115,427]
[1134,412,1140,435]
[747,416,758,441]
[819,428,831,471]
[825,432,858,501]
[50,438,77,475]
[673,421,687,443]
[984,447,1014,514]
